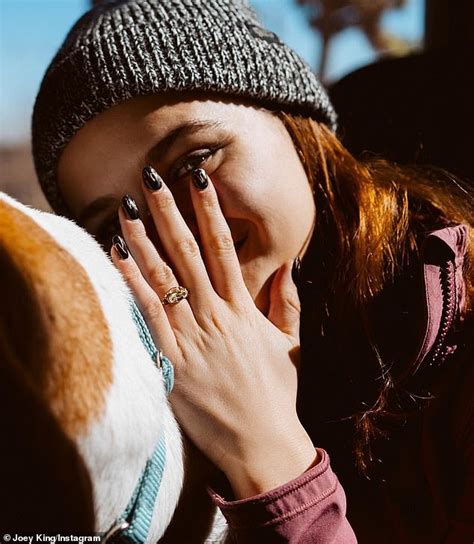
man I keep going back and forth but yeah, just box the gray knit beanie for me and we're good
[32,0,337,216]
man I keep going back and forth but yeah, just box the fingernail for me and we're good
[191,168,209,191]
[112,234,129,259]
[142,165,163,191]
[121,194,139,220]
[291,257,301,284]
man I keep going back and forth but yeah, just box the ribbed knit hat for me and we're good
[32,0,337,216]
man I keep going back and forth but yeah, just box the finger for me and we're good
[118,200,195,329]
[189,168,252,303]
[110,234,178,354]
[141,166,214,304]
[267,260,301,339]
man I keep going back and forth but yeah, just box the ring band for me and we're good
[162,286,189,306]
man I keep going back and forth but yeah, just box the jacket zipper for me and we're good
[411,258,457,400]
[427,259,457,370]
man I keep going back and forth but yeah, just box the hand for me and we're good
[112,167,316,498]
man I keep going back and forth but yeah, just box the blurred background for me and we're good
[0,0,472,212]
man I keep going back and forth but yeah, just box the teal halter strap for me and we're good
[104,302,174,543]
[130,302,174,394]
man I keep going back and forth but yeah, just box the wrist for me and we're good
[224,427,318,500]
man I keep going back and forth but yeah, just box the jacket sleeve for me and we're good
[206,448,357,543]
[444,346,474,543]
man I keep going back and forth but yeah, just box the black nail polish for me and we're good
[112,234,129,259]
[291,257,301,284]
[192,168,209,191]
[142,165,163,191]
[121,194,139,220]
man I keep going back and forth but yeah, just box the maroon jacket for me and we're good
[207,224,474,543]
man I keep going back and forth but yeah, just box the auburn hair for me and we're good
[279,113,474,473]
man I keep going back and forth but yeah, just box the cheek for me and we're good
[211,144,283,215]
[219,155,310,224]
[209,161,262,219]
[259,140,314,222]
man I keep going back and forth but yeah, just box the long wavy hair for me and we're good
[279,113,474,473]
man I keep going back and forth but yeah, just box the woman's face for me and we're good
[57,94,315,314]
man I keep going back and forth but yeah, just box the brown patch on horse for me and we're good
[0,326,95,531]
[0,199,113,438]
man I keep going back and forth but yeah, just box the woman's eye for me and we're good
[96,213,121,251]
[172,149,214,180]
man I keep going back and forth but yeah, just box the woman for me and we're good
[31,0,473,542]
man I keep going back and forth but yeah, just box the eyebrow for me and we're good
[78,194,118,228]
[144,119,224,164]
[78,119,224,228]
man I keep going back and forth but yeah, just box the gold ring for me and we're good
[162,286,189,305]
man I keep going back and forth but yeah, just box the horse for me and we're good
[0,192,228,542]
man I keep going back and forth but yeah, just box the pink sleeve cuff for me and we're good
[206,448,347,530]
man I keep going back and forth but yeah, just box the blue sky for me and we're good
[0,0,424,143]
